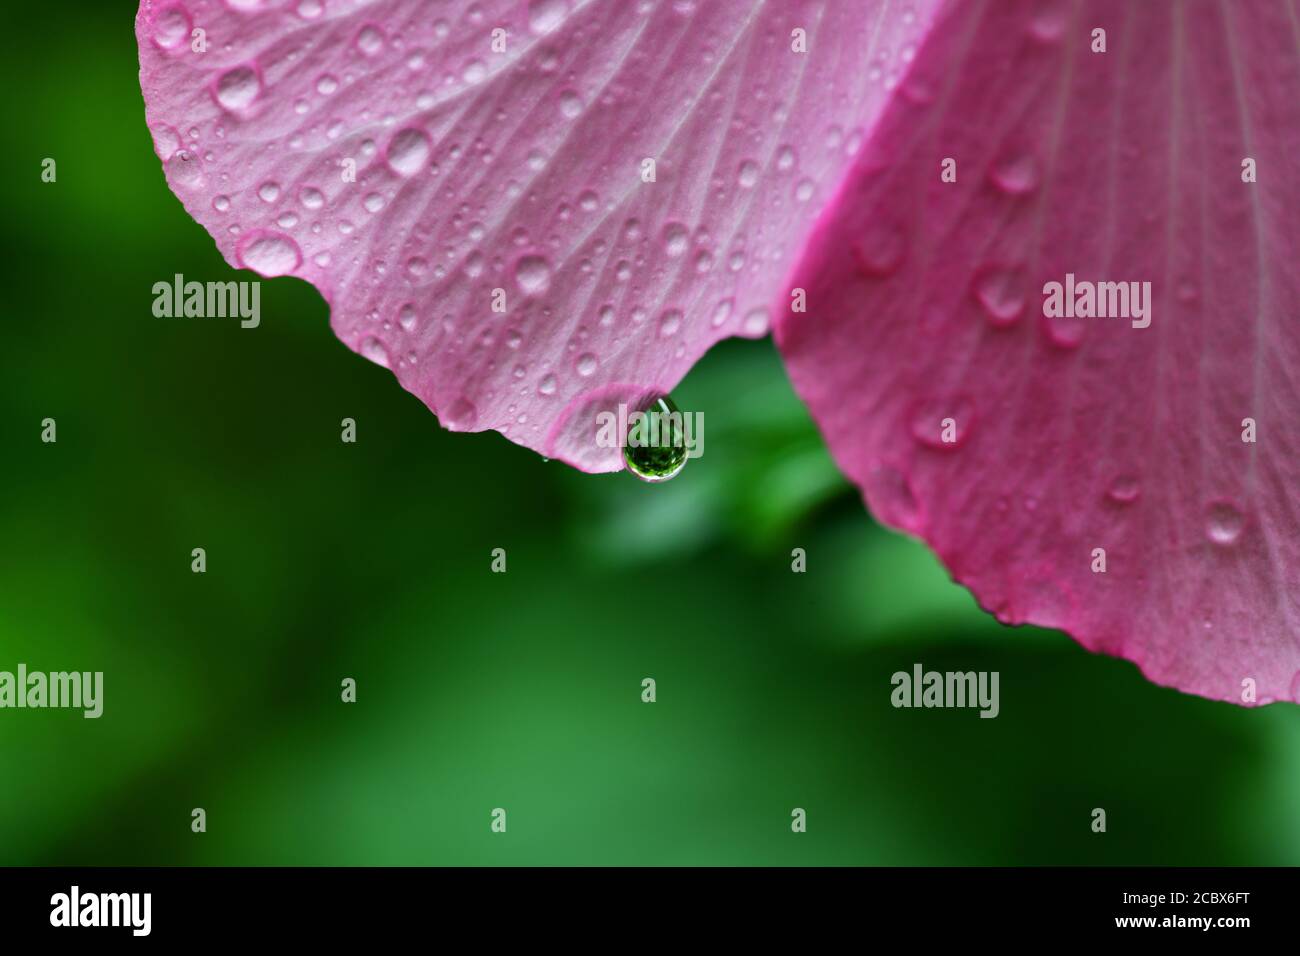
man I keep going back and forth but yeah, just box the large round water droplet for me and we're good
[151,4,192,49]
[528,0,568,35]
[213,65,262,112]
[386,127,431,177]
[236,230,301,276]
[1205,501,1246,545]
[514,255,552,295]
[355,24,385,57]
[624,394,689,482]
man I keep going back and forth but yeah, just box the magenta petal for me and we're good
[136,0,939,470]
[776,0,1300,705]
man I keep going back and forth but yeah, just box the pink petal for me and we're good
[136,0,939,470]
[776,0,1300,704]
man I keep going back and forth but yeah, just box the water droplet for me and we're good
[736,160,759,188]
[1106,476,1141,504]
[862,463,921,530]
[852,221,906,276]
[528,0,568,35]
[296,0,323,19]
[575,352,597,376]
[624,394,689,482]
[236,230,301,276]
[776,145,796,171]
[165,150,205,190]
[151,4,192,49]
[794,178,815,202]
[398,303,417,331]
[742,307,770,336]
[461,59,487,84]
[386,127,431,176]
[363,192,385,213]
[443,397,478,431]
[1205,501,1246,545]
[1028,3,1068,42]
[212,194,230,212]
[537,373,558,396]
[214,65,262,112]
[316,74,338,95]
[514,255,551,295]
[1043,311,1086,349]
[658,309,682,337]
[355,24,385,57]
[299,186,324,210]
[711,299,733,327]
[257,181,281,203]
[360,337,389,367]
[989,154,1040,195]
[578,190,599,212]
[908,397,975,450]
[558,90,583,119]
[972,266,1026,327]
[662,222,689,258]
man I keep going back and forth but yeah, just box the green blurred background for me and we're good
[2,0,1297,866]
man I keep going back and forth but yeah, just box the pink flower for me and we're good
[137,0,1300,706]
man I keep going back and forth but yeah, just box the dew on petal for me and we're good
[236,230,302,276]
[1205,501,1246,546]
[213,65,261,112]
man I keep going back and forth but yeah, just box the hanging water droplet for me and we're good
[1205,501,1246,545]
[623,393,689,482]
